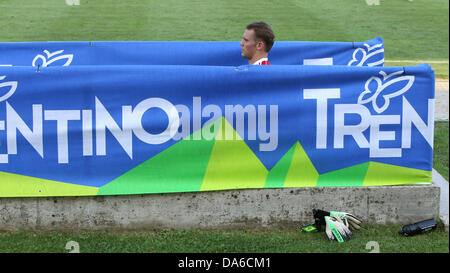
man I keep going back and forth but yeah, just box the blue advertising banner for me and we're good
[0,63,433,197]
[0,37,384,67]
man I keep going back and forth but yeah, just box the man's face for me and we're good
[240,29,258,60]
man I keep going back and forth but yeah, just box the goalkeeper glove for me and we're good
[325,216,352,242]
[330,211,362,230]
[313,209,362,231]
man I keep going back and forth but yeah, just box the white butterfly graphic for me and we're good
[0,75,18,102]
[348,43,384,67]
[32,50,73,67]
[358,70,414,113]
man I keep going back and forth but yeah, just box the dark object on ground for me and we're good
[399,219,437,236]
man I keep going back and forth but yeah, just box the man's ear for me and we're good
[256,40,265,51]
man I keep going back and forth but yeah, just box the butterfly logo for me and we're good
[32,50,73,67]
[358,70,414,113]
[0,75,18,102]
[348,43,384,67]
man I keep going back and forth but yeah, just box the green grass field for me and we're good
[0,0,448,254]
[0,0,448,60]
[0,223,448,253]
[385,61,448,79]
[434,121,449,181]
[1,0,448,77]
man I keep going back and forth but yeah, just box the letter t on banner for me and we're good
[0,120,7,163]
[304,89,340,149]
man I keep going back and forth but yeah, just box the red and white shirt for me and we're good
[252,58,271,65]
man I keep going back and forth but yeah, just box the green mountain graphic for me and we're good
[200,117,269,191]
[0,115,432,197]
[95,117,432,196]
[316,162,370,187]
[97,118,221,195]
[283,141,319,188]
[264,144,296,188]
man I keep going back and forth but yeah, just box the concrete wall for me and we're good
[0,183,440,231]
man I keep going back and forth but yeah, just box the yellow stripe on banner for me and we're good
[0,171,99,197]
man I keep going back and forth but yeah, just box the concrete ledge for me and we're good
[0,183,440,231]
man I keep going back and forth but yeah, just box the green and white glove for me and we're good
[325,216,352,243]
[313,209,362,231]
[330,211,362,230]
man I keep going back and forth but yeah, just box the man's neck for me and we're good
[249,53,268,65]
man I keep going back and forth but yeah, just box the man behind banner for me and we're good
[240,21,275,65]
